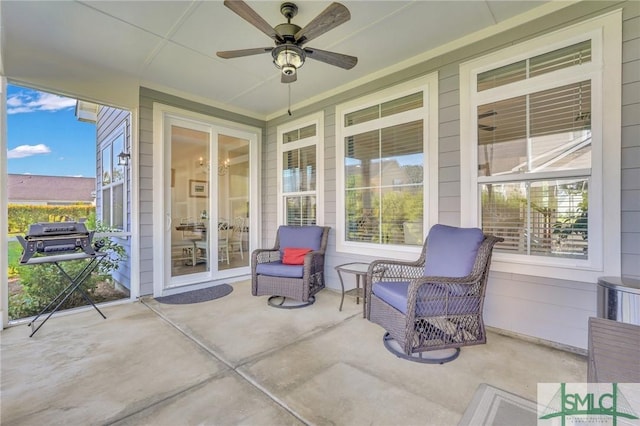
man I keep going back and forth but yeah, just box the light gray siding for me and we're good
[96,106,132,289]
[621,7,640,279]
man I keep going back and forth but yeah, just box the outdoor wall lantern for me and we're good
[117,151,130,166]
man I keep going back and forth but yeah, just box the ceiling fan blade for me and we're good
[282,72,297,84]
[217,47,273,59]
[294,2,350,44]
[304,47,357,70]
[223,0,282,42]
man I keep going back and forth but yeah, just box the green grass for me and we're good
[8,241,22,278]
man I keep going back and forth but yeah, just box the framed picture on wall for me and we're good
[189,179,208,198]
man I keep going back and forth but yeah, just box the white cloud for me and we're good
[8,144,52,159]
[7,90,76,115]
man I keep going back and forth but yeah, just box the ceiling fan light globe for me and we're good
[273,45,305,69]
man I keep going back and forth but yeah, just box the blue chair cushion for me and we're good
[256,261,304,278]
[424,224,484,278]
[278,226,324,256]
[373,281,478,316]
[372,281,411,314]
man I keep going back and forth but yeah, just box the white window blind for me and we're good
[345,119,424,245]
[283,124,316,143]
[477,40,592,91]
[478,77,592,259]
[278,115,321,226]
[282,145,317,225]
[460,12,621,281]
[478,81,591,177]
[345,92,423,127]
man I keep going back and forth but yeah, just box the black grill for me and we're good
[17,221,96,264]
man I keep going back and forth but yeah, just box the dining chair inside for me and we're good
[218,221,230,264]
[230,216,246,260]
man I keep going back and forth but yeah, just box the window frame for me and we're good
[335,73,439,259]
[459,11,622,282]
[276,112,324,226]
[99,122,127,231]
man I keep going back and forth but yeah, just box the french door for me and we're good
[154,107,257,295]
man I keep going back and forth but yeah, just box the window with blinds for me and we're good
[282,146,316,225]
[476,42,592,260]
[344,115,424,245]
[478,80,591,177]
[285,195,316,226]
[278,118,320,226]
[101,130,126,230]
[344,92,423,127]
[477,40,591,91]
[283,124,316,143]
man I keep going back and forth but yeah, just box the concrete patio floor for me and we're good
[1,280,586,425]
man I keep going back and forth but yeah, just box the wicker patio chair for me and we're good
[366,224,503,363]
[588,316,640,383]
[252,225,330,308]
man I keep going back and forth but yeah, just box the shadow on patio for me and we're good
[1,280,586,425]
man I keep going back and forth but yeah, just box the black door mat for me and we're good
[155,284,233,305]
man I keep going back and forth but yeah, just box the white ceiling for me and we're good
[0,0,556,119]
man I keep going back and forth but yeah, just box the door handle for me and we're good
[166,214,172,232]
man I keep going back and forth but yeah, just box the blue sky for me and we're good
[6,84,96,178]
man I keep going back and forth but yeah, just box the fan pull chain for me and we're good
[288,84,292,116]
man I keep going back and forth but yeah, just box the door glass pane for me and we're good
[219,134,250,270]
[171,125,210,277]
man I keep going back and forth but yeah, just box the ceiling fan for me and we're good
[216,0,358,83]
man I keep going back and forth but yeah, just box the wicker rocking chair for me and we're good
[252,225,330,308]
[366,224,503,363]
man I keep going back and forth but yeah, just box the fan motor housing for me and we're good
[275,23,301,41]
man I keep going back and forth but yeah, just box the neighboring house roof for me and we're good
[7,174,96,204]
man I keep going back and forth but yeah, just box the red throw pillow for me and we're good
[282,248,313,265]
